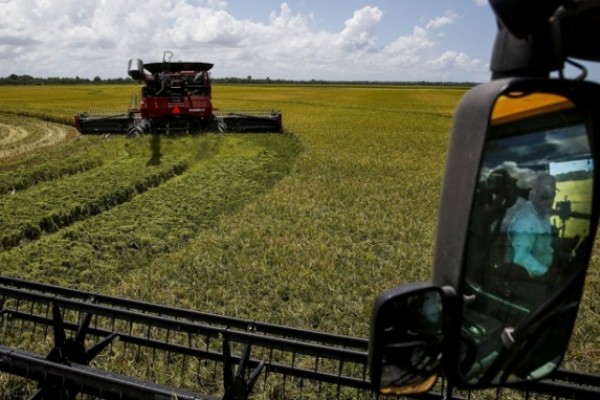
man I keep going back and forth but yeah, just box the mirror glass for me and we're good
[369,285,444,396]
[460,92,594,385]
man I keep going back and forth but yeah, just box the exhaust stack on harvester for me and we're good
[127,59,153,82]
[74,51,283,136]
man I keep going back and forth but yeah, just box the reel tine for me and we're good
[27,389,43,400]
[85,332,118,364]
[223,335,234,391]
[75,312,93,345]
[51,303,66,347]
[247,360,265,389]
[222,338,264,400]
[237,343,251,377]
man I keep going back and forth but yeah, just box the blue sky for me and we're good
[0,0,599,82]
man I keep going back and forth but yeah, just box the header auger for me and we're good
[74,51,283,136]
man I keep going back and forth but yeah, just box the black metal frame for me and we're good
[0,276,371,399]
[1,276,599,399]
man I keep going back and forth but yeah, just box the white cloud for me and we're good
[474,0,488,6]
[0,1,489,82]
[426,11,458,29]
[164,6,246,46]
[338,6,383,51]
[426,51,484,71]
[385,26,434,55]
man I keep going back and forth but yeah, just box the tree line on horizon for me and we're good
[0,73,477,87]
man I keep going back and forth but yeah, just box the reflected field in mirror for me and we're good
[369,284,444,396]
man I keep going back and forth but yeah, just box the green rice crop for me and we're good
[0,83,598,386]
[0,151,187,250]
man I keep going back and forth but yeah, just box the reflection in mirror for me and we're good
[369,285,444,396]
[461,92,594,386]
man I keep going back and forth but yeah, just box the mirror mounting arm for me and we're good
[490,19,563,80]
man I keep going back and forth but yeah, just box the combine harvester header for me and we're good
[74,51,283,136]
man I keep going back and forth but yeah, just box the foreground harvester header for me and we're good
[74,51,283,135]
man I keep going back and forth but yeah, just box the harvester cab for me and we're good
[125,51,216,134]
[74,51,282,135]
[369,0,600,397]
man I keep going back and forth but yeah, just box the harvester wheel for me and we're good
[216,117,227,133]
[126,119,149,138]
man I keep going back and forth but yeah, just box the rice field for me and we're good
[0,83,598,395]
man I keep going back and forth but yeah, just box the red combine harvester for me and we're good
[74,51,283,136]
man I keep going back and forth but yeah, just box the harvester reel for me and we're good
[32,302,117,400]
[0,277,596,399]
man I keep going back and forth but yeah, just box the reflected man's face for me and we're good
[531,175,556,217]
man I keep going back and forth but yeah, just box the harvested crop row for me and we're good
[0,134,300,290]
[0,114,77,160]
[0,157,104,195]
[0,156,187,251]
[0,131,97,171]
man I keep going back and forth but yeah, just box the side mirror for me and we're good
[368,283,447,396]
[370,79,600,394]
[433,78,600,388]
